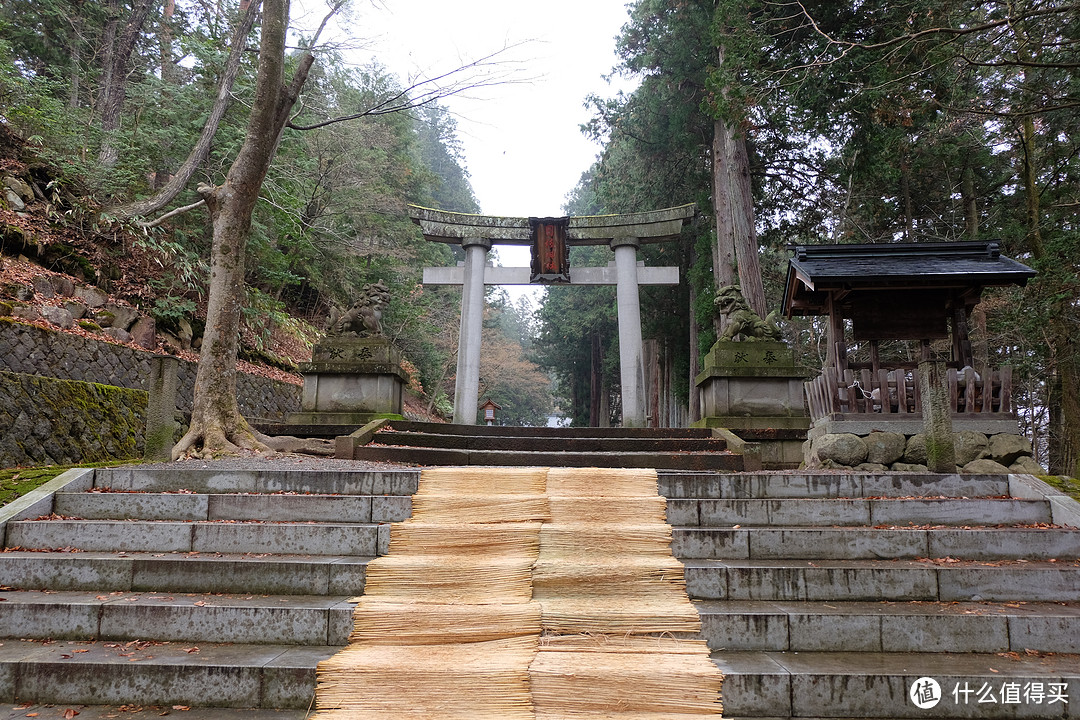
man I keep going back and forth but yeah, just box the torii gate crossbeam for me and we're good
[411,204,695,427]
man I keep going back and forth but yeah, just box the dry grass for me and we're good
[314,466,722,719]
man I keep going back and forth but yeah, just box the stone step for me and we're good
[53,491,412,523]
[6,520,390,556]
[0,589,355,645]
[0,639,337,710]
[383,420,716,439]
[659,472,1012,500]
[92,468,420,496]
[672,526,1080,560]
[713,650,1080,718]
[682,559,1080,603]
[695,600,1080,654]
[0,552,372,595]
[371,429,731,453]
[666,498,1053,527]
[0,706,306,719]
[349,445,744,471]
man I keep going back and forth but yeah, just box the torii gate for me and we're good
[410,204,694,426]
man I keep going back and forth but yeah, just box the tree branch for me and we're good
[287,44,532,131]
[108,0,263,219]
[139,199,206,228]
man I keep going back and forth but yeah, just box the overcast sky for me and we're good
[306,0,636,218]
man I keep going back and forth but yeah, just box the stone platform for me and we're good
[0,464,1077,717]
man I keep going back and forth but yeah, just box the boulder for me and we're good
[962,458,1012,475]
[13,284,34,302]
[178,318,194,349]
[988,434,1033,466]
[102,327,132,343]
[855,462,889,472]
[11,305,41,322]
[130,315,156,350]
[3,175,34,201]
[100,303,140,331]
[74,285,109,309]
[903,434,927,465]
[891,462,929,472]
[49,275,75,297]
[41,305,74,329]
[0,300,11,316]
[32,276,55,299]
[865,431,906,465]
[953,430,989,466]
[4,188,25,211]
[63,301,87,319]
[813,433,868,467]
[1010,456,1047,475]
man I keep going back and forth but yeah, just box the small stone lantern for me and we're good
[480,398,502,426]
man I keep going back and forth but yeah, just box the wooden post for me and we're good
[918,360,956,472]
[145,355,179,461]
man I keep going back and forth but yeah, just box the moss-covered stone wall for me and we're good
[0,370,147,467]
[0,320,300,420]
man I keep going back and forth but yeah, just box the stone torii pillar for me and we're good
[454,237,491,424]
[411,204,694,426]
[611,236,646,427]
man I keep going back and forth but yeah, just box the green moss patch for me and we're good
[1040,475,1080,502]
[0,460,131,507]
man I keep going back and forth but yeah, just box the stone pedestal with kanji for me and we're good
[694,340,810,431]
[286,337,406,424]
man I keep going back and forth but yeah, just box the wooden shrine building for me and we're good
[782,241,1036,434]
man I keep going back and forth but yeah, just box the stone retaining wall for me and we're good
[805,429,1045,474]
[0,370,147,467]
[0,320,300,420]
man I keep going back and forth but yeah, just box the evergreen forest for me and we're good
[0,0,1077,474]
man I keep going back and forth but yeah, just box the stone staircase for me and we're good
[331,420,745,471]
[666,471,1080,719]
[0,465,418,718]
[0,465,1077,717]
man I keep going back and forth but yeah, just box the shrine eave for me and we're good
[407,204,696,245]
[781,241,1037,317]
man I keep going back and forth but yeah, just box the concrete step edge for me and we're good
[0,705,309,719]
[0,589,357,645]
[0,551,374,595]
[0,639,341,710]
[712,650,1080,718]
[695,600,1080,654]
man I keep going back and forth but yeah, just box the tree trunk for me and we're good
[68,3,84,109]
[97,0,156,167]
[712,117,767,318]
[111,1,261,218]
[900,137,914,241]
[688,242,701,424]
[590,330,602,427]
[710,40,766,320]
[962,162,979,240]
[173,0,317,458]
[97,0,120,117]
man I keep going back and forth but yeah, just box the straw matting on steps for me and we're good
[313,466,722,718]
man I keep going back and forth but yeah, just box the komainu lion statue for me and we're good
[325,281,391,338]
[714,284,783,342]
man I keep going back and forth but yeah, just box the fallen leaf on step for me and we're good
[172,706,190,711]
[63,709,79,719]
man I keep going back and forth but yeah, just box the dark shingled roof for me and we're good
[783,241,1036,316]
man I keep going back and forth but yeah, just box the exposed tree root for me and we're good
[172,413,274,460]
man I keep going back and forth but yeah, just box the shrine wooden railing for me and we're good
[805,366,1014,422]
